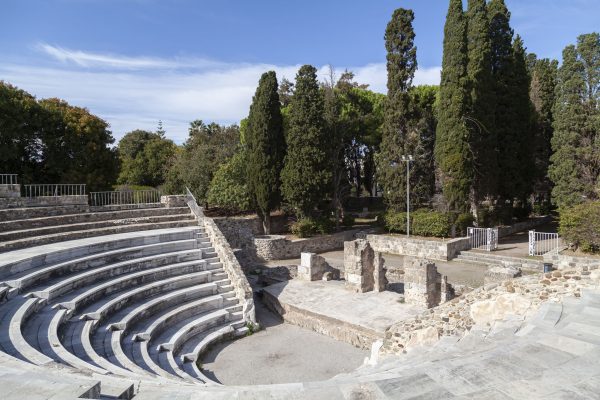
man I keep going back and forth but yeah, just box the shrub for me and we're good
[560,201,600,253]
[206,152,251,213]
[411,210,451,237]
[454,213,474,236]
[291,217,336,238]
[342,214,355,228]
[385,210,452,237]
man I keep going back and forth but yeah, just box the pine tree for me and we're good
[466,0,497,211]
[280,65,330,217]
[377,8,418,211]
[435,0,472,212]
[549,33,600,209]
[246,71,286,233]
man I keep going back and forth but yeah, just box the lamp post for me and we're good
[401,155,414,237]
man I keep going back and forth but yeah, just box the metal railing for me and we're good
[529,230,561,256]
[23,184,86,197]
[90,190,161,207]
[0,174,18,185]
[468,227,498,252]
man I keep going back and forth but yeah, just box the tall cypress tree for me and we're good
[549,33,600,209]
[376,8,418,211]
[511,35,535,202]
[280,65,330,217]
[246,71,285,234]
[435,0,472,212]
[466,0,497,213]
[488,0,518,203]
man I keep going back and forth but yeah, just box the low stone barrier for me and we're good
[160,195,187,208]
[543,253,600,270]
[366,234,471,261]
[254,230,359,261]
[0,195,88,209]
[497,215,552,238]
[0,184,20,198]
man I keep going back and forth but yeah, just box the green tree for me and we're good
[435,0,472,212]
[466,0,497,211]
[549,33,600,209]
[246,71,286,233]
[117,129,176,187]
[38,98,118,191]
[528,55,558,203]
[280,65,330,217]
[164,121,240,205]
[376,8,418,211]
[207,150,251,213]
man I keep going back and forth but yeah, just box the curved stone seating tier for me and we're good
[5,240,201,293]
[0,207,192,233]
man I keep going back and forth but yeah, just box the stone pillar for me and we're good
[440,275,454,303]
[403,257,439,308]
[344,239,375,293]
[373,251,388,292]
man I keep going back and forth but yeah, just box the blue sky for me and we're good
[2,0,599,143]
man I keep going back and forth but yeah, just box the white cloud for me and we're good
[1,45,441,144]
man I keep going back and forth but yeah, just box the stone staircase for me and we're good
[0,226,248,399]
[455,249,545,270]
[0,205,197,252]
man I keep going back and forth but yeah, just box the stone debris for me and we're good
[484,264,522,285]
[382,264,600,355]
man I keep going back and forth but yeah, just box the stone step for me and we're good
[0,220,199,253]
[158,308,231,353]
[457,251,544,266]
[4,239,200,291]
[108,283,220,333]
[82,267,223,323]
[134,294,226,342]
[181,319,245,363]
[0,207,192,233]
[32,250,201,300]
[0,214,196,243]
[0,227,201,280]
[57,265,214,313]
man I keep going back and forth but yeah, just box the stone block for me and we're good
[484,264,522,285]
[373,252,387,292]
[298,252,338,281]
[403,257,439,308]
[160,195,188,208]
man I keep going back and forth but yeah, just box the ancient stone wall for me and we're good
[344,239,375,292]
[497,216,552,238]
[160,195,187,208]
[367,234,471,261]
[543,253,600,270]
[0,195,89,209]
[403,258,440,308]
[297,252,340,281]
[0,184,20,198]
[382,264,600,355]
[254,230,359,261]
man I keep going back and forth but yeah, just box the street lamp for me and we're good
[401,155,414,237]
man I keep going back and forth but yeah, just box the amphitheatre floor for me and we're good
[201,300,368,385]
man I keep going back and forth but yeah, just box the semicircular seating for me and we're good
[0,207,252,398]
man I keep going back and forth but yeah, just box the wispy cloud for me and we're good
[2,45,441,143]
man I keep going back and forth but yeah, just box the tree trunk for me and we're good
[262,212,272,235]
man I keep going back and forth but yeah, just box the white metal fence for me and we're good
[23,184,86,197]
[468,227,498,251]
[0,174,18,185]
[90,190,161,207]
[528,230,561,256]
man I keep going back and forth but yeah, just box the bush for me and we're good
[342,214,356,228]
[454,213,474,236]
[384,210,451,237]
[206,152,251,213]
[560,201,600,253]
[291,217,335,238]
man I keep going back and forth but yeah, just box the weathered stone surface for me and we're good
[160,195,187,208]
[0,184,20,199]
[403,257,439,308]
[344,239,375,293]
[373,252,387,292]
[366,234,471,261]
[484,264,522,285]
[470,294,532,324]
[298,252,340,281]
[254,230,359,261]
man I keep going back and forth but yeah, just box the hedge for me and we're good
[560,201,600,254]
[384,210,452,237]
[290,217,335,238]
